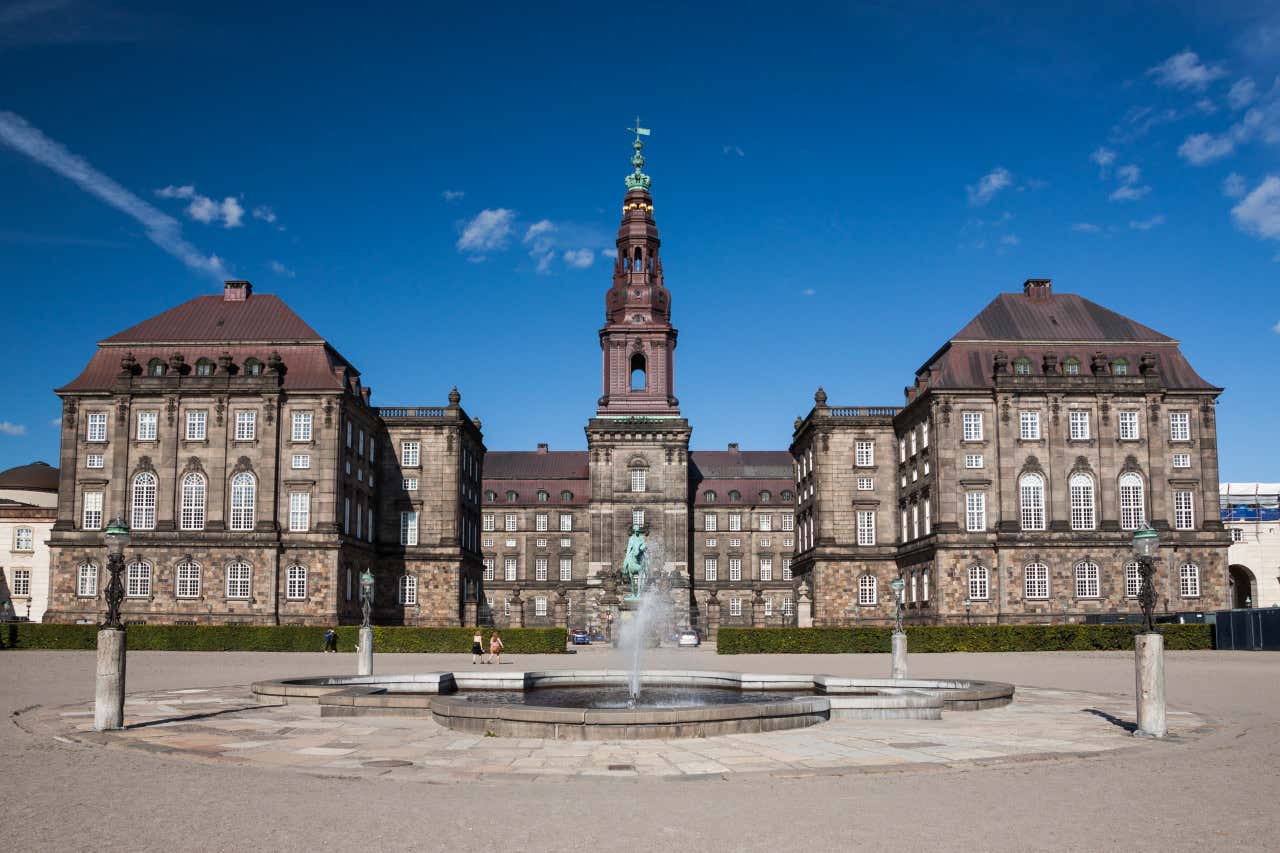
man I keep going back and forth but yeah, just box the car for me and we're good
[677,630,700,647]
[570,630,591,645]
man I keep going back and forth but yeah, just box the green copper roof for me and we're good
[625,133,651,190]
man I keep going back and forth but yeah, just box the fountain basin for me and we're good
[251,670,1013,739]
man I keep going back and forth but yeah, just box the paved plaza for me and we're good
[3,646,1278,851]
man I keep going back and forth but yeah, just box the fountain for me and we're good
[616,524,669,702]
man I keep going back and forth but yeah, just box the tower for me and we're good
[586,123,691,592]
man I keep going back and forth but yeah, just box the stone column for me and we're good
[94,627,126,731]
[797,582,814,628]
[1134,632,1166,738]
[752,590,766,627]
[357,626,373,676]
[554,587,568,628]
[509,590,525,628]
[891,631,908,679]
[705,590,720,642]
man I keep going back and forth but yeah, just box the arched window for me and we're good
[629,353,646,392]
[147,358,165,377]
[759,490,772,503]
[728,490,741,503]
[634,246,643,266]
[858,574,877,605]
[1069,472,1095,531]
[968,565,989,600]
[194,358,214,376]
[1024,562,1049,599]
[1063,357,1081,376]
[1111,358,1128,376]
[399,574,417,605]
[230,472,256,531]
[13,527,33,551]
[243,357,263,376]
[77,562,98,597]
[225,561,251,599]
[180,472,206,531]
[1074,561,1100,598]
[781,490,794,501]
[630,466,647,493]
[484,490,497,502]
[1124,561,1142,598]
[286,565,307,600]
[131,471,157,530]
[505,490,518,503]
[1179,563,1201,598]
[176,560,201,598]
[1119,472,1145,530]
[560,490,573,501]
[126,560,152,597]
[1014,357,1032,375]
[536,490,549,503]
[1019,472,1046,531]
[703,490,717,503]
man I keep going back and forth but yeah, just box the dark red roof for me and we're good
[57,343,350,393]
[952,292,1173,343]
[924,343,1215,391]
[689,450,793,479]
[0,461,59,491]
[101,293,323,344]
[692,478,794,507]
[484,451,590,479]
[482,479,589,506]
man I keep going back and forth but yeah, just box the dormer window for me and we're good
[728,490,741,503]
[781,490,794,501]
[560,490,573,501]
[703,490,717,503]
[484,490,497,502]
[1063,357,1081,376]
[1013,357,1032,376]
[195,358,214,376]
[759,491,772,503]
[506,490,518,503]
[1111,358,1129,376]
[244,358,263,376]
[537,490,549,503]
[147,358,165,377]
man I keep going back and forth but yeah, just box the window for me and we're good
[1119,472,1145,530]
[1230,527,1244,543]
[180,472,206,530]
[186,410,207,441]
[1172,453,1191,469]
[404,477,418,491]
[504,558,517,581]
[1119,411,1140,440]
[559,558,572,581]
[535,558,548,581]
[343,498,350,533]
[922,570,929,601]
[169,560,200,598]
[87,453,104,469]
[289,492,310,532]
[910,574,917,602]
[292,454,311,469]
[781,514,794,531]
[87,412,107,442]
[729,537,741,548]
[858,574,877,605]
[965,454,984,469]
[759,490,772,503]
[13,526,33,551]
[560,490,573,501]
[291,411,312,441]
[962,412,983,441]
[400,511,418,545]
[855,440,874,467]
[230,472,256,531]
[401,441,420,466]
[1111,358,1128,376]
[703,490,717,503]
[729,558,742,581]
[131,471,157,530]
[195,358,213,376]
[782,559,792,581]
[1075,562,1100,598]
[483,514,495,531]
[12,569,30,597]
[535,596,548,618]
[506,490,518,502]
[1063,357,1081,376]
[924,499,931,535]
[857,477,873,491]
[535,489,549,503]
[235,411,256,441]
[83,491,103,530]
[963,490,985,532]
[631,468,647,492]
[899,437,907,462]
[729,490,741,502]
[760,558,773,581]
[1125,561,1142,598]
[1179,563,1200,598]
[504,514,517,532]
[1069,410,1090,440]
[285,565,307,600]
[759,514,773,532]
[536,513,549,532]
[1019,411,1041,440]
[560,537,571,548]
[1019,473,1046,531]
[345,421,352,447]
[226,562,251,599]
[399,574,418,605]
[77,563,98,597]
[728,513,742,532]
[244,358,263,377]
[1069,473,1095,531]
[912,503,919,539]
[845,508,872,545]
[922,422,929,448]
[1024,563,1044,596]
[729,597,742,617]
[764,598,773,617]
[559,513,572,532]
[706,538,717,547]
[1174,490,1194,530]
[126,561,151,597]
[1170,412,1190,442]
[483,559,494,581]
[705,558,718,581]
[910,431,917,456]
[632,507,646,529]
[968,565,989,601]
[135,410,157,441]
[1014,357,1032,375]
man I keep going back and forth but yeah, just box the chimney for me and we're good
[223,280,252,301]
[536,443,549,454]
[1023,278,1052,301]
[727,442,740,451]
[360,387,371,405]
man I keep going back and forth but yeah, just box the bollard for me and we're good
[890,631,908,679]
[1134,632,1166,738]
[357,626,374,676]
[94,627,127,731]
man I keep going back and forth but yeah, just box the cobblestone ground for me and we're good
[2,647,1278,851]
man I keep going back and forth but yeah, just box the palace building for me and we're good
[44,135,1230,629]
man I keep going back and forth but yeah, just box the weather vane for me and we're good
[626,116,651,139]
[624,116,652,191]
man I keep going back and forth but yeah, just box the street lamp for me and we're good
[358,569,375,629]
[102,517,130,629]
[889,576,907,679]
[95,516,130,731]
[890,576,905,634]
[1132,523,1159,633]
[963,597,972,627]
[1131,522,1166,738]
[357,569,375,676]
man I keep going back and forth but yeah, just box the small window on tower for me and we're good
[630,353,646,392]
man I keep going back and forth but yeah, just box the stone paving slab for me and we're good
[20,684,1210,783]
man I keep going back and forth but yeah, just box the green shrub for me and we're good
[715,624,1214,654]
[0,623,565,654]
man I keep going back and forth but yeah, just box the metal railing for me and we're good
[826,406,901,418]
[374,407,447,419]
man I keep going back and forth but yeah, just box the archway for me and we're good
[630,353,646,391]
[1229,565,1256,609]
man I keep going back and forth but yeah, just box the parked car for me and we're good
[677,630,700,647]
[570,630,591,645]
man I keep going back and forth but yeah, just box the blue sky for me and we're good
[1,1,1278,480]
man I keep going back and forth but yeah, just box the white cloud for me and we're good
[1147,49,1226,92]
[1129,215,1166,230]
[966,167,1012,206]
[722,144,745,157]
[1179,131,1237,164]
[1223,172,1247,198]
[1090,147,1116,174]
[562,248,594,268]
[1231,175,1280,240]
[1000,233,1020,246]
[184,194,217,223]
[269,259,295,278]
[1071,222,1102,233]
[1228,77,1258,110]
[49,417,62,428]
[441,189,465,202]
[252,205,277,223]
[157,184,243,227]
[1274,320,1280,334]
[1116,164,1142,185]
[456,208,515,255]
[1110,105,1183,143]
[1110,185,1152,202]
[220,196,243,228]
[156,184,196,199]
[1178,106,1273,165]
[0,421,27,436]
[600,249,616,260]
[0,111,226,278]
[523,219,556,273]
[802,288,816,296]
[1195,98,1217,115]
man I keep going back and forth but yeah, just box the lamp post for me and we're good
[357,569,375,676]
[94,517,130,731]
[1131,523,1166,738]
[889,576,907,679]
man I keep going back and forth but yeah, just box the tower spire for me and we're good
[624,117,651,191]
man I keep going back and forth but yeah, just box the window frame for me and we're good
[286,565,307,600]
[1019,472,1046,531]
[229,472,256,531]
[125,560,151,598]
[225,561,252,599]
[1074,561,1100,599]
[1179,563,1200,598]
[967,565,990,601]
[291,411,313,442]
[176,561,201,599]
[857,574,877,606]
[180,472,207,531]
[185,409,207,441]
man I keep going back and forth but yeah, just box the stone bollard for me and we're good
[357,626,374,676]
[1134,632,1166,738]
[94,627,127,731]
[890,631,908,680]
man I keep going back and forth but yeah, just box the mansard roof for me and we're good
[689,450,793,480]
[951,292,1173,344]
[484,451,590,480]
[101,293,323,344]
[0,461,59,492]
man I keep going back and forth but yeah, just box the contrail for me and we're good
[0,110,227,278]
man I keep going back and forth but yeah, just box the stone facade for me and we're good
[1223,483,1280,608]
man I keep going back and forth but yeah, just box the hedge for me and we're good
[715,624,1214,654]
[0,623,566,654]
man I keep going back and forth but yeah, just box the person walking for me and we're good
[324,628,337,653]
[488,630,505,666]
[471,629,485,664]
